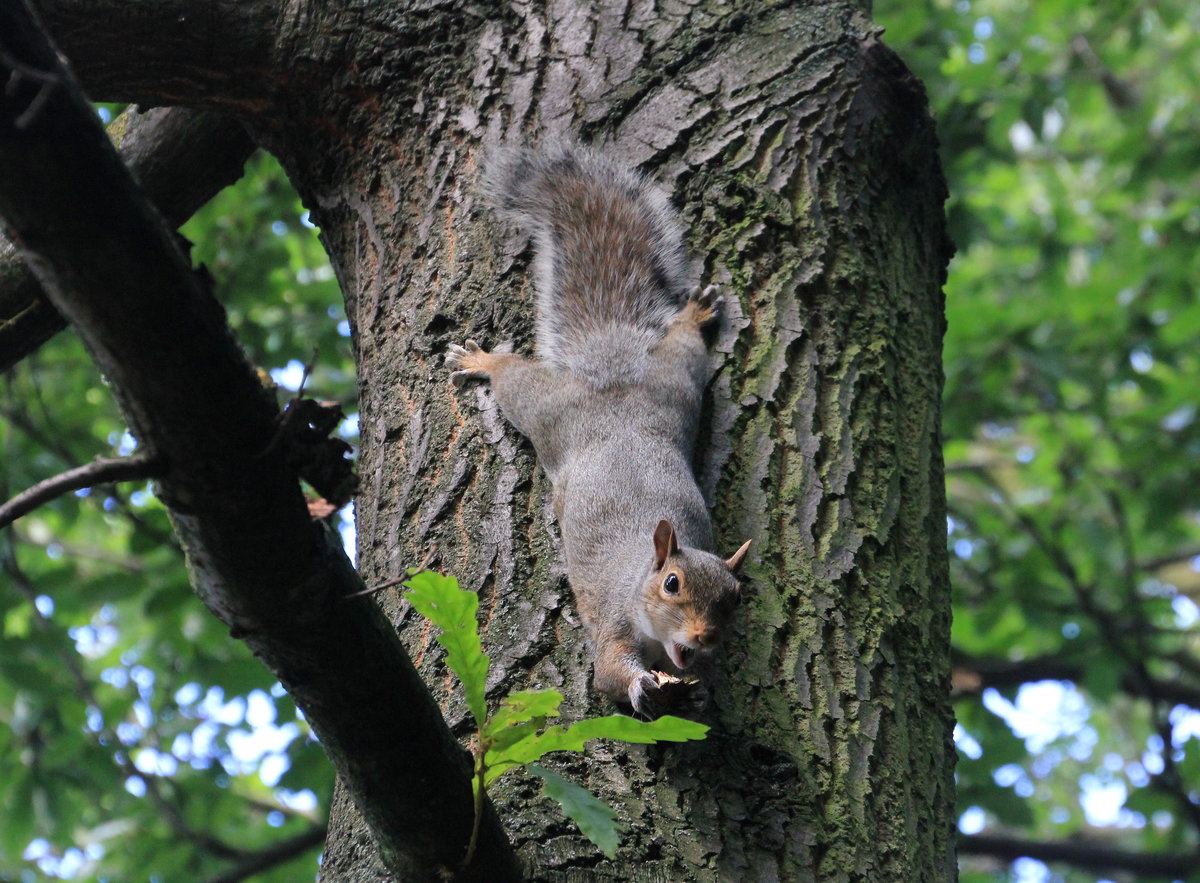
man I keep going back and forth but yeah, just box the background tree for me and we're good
[877,0,1200,880]
[0,0,955,880]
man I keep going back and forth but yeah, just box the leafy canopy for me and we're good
[878,0,1200,878]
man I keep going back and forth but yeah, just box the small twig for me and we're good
[10,526,146,572]
[0,452,162,530]
[258,347,320,459]
[463,745,487,870]
[0,401,177,547]
[203,824,327,883]
[0,40,61,129]
[0,41,59,87]
[344,546,439,599]
[236,793,320,823]
[14,79,54,129]
[294,347,318,400]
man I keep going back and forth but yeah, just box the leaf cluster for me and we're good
[404,570,707,861]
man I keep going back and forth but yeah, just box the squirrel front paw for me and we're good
[683,284,725,329]
[446,339,493,386]
[628,670,708,719]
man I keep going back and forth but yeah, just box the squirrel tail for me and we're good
[483,145,688,388]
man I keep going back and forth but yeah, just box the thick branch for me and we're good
[0,106,256,371]
[0,5,519,881]
[35,0,282,109]
[960,833,1200,879]
[0,453,161,530]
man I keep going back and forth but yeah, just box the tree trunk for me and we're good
[25,0,955,878]
[241,1,955,879]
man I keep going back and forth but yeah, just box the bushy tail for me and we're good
[483,145,688,388]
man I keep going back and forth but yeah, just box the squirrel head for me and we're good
[639,519,752,671]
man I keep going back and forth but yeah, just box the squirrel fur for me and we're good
[448,145,750,717]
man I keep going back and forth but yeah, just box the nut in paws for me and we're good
[630,670,708,719]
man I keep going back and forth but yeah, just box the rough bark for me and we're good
[35,0,282,110]
[24,0,954,879]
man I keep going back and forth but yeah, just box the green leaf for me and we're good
[484,715,707,786]
[403,571,489,726]
[485,689,563,735]
[529,765,621,859]
[486,719,546,757]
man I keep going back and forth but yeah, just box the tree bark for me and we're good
[36,0,281,109]
[26,0,955,878]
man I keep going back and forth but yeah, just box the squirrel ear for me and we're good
[652,519,678,570]
[725,539,752,573]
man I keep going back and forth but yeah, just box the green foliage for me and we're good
[877,0,1200,877]
[482,690,707,787]
[405,571,490,725]
[402,570,708,861]
[528,766,621,858]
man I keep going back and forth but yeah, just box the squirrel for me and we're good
[447,145,751,718]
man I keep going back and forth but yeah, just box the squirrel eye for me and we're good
[663,572,680,595]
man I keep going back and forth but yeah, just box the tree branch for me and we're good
[952,652,1200,710]
[0,395,178,547]
[0,106,256,371]
[1140,546,1200,572]
[35,0,282,109]
[204,825,328,883]
[960,833,1199,879]
[0,5,519,881]
[981,467,1200,835]
[0,453,161,529]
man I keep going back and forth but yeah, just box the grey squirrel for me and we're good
[447,145,750,717]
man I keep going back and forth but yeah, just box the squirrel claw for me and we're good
[446,340,491,385]
[684,284,725,328]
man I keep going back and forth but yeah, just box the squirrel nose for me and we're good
[691,626,719,648]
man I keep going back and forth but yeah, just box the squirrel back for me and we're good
[484,145,688,389]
